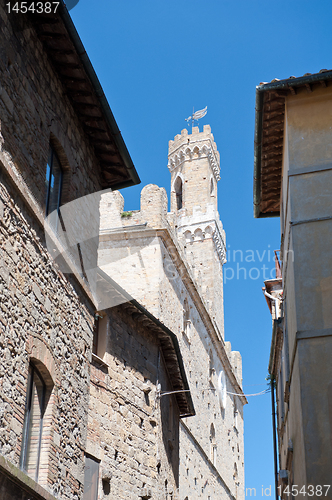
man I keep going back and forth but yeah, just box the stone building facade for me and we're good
[0,4,194,500]
[87,299,194,500]
[254,70,332,497]
[0,4,245,500]
[99,126,247,500]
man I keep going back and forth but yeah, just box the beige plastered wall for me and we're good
[279,87,332,490]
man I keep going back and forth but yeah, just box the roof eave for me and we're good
[254,70,332,218]
[58,4,141,188]
[253,87,264,218]
[130,298,196,418]
[253,86,283,218]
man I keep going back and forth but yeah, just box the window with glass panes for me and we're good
[45,146,63,217]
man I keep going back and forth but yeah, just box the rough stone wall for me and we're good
[0,6,113,499]
[86,304,180,500]
[0,8,102,210]
[158,240,245,500]
[179,421,242,500]
[0,171,94,499]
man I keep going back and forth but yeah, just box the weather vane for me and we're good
[185,106,207,130]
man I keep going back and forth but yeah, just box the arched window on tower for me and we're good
[174,176,183,210]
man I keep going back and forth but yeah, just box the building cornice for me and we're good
[178,218,226,265]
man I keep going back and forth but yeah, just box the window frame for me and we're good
[45,145,63,218]
[20,363,47,482]
[83,454,100,500]
[174,176,183,210]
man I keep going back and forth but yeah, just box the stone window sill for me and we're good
[0,454,57,500]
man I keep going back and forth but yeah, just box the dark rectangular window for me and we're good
[92,316,99,356]
[45,146,63,218]
[20,364,46,482]
[83,455,99,500]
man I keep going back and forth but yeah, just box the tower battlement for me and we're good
[168,125,220,181]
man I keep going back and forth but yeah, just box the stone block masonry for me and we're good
[0,5,102,213]
[0,6,107,498]
[87,303,187,500]
[0,169,94,499]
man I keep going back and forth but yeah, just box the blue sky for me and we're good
[70,0,332,493]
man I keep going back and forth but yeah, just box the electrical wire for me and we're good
[227,389,270,397]
[160,388,270,398]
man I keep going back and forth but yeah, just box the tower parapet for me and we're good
[168,125,220,182]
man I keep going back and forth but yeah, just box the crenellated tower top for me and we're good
[168,125,221,218]
[168,125,226,336]
[168,125,220,183]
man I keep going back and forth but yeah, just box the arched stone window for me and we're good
[184,230,193,243]
[193,146,199,158]
[205,225,213,238]
[174,176,183,210]
[194,228,204,241]
[20,360,54,484]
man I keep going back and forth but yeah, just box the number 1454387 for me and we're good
[278,485,331,497]
[6,2,60,14]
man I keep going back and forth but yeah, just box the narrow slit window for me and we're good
[45,146,63,219]
[92,313,107,360]
[174,176,183,210]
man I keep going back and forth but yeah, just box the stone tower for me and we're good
[168,125,226,337]
[99,126,246,499]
